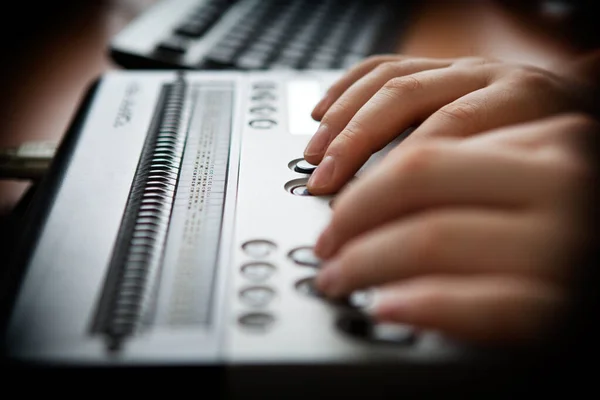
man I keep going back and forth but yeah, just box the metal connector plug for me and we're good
[0,141,57,180]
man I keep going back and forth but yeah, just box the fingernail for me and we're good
[373,289,412,321]
[314,225,335,259]
[316,260,342,296]
[362,289,380,315]
[304,124,330,158]
[308,155,335,190]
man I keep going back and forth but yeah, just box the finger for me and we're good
[311,54,404,120]
[306,66,489,195]
[304,58,453,164]
[314,142,553,259]
[554,48,600,88]
[401,71,569,147]
[315,209,563,298]
[462,112,600,152]
[373,275,565,344]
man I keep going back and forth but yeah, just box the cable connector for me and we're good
[0,141,57,181]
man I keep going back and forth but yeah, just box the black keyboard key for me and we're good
[175,22,210,38]
[157,35,191,54]
[205,47,238,65]
[218,35,247,52]
[174,0,230,37]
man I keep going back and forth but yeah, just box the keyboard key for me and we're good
[122,0,406,70]
[311,52,337,64]
[280,47,306,59]
[218,35,247,52]
[175,22,210,38]
[305,59,333,69]
[340,54,365,68]
[270,55,302,69]
[248,42,275,54]
[206,48,237,65]
[157,36,191,54]
[236,51,269,69]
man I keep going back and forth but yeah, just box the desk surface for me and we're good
[0,0,589,215]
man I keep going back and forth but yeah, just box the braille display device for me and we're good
[5,70,504,395]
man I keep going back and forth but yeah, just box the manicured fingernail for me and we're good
[316,260,342,296]
[308,155,335,190]
[304,124,330,158]
[314,225,335,259]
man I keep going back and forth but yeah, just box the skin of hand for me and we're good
[304,54,599,195]
[313,113,599,344]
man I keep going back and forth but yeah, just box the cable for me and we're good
[0,141,57,181]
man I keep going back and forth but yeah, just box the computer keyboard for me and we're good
[110,0,413,70]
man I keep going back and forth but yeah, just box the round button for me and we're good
[336,313,415,345]
[372,323,415,344]
[238,312,275,332]
[253,82,276,89]
[241,262,276,282]
[291,185,311,196]
[288,246,320,267]
[251,90,277,101]
[348,290,373,309]
[242,240,277,258]
[249,119,277,129]
[295,277,324,298]
[293,159,317,174]
[284,178,309,195]
[240,286,276,307]
[294,160,317,174]
[250,105,277,116]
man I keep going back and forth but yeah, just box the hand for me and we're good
[313,113,599,343]
[304,54,595,195]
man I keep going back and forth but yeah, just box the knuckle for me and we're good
[547,114,599,185]
[558,113,600,136]
[436,101,482,131]
[321,98,353,126]
[325,82,347,98]
[354,55,401,73]
[452,56,489,67]
[365,54,401,66]
[375,59,419,76]
[337,119,373,154]
[393,145,439,176]
[382,76,423,97]
[553,151,594,194]
[548,114,598,150]
[374,61,402,76]
[509,66,555,91]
